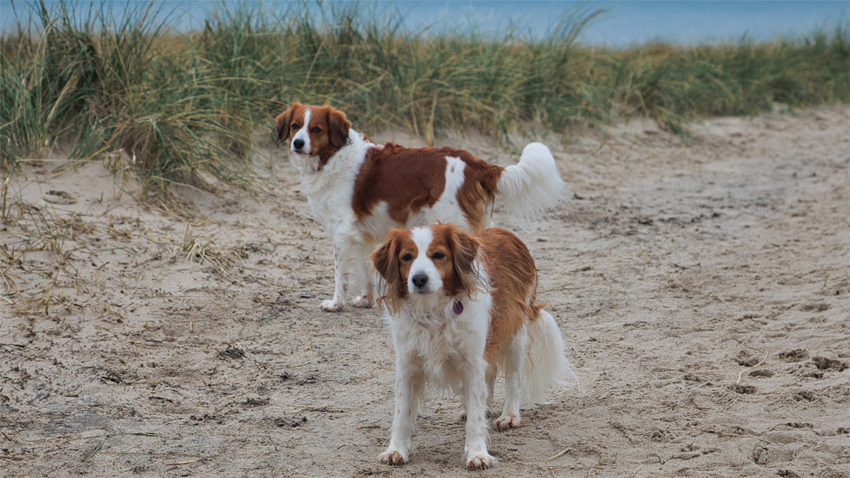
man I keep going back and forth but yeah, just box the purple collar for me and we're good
[452,301,464,315]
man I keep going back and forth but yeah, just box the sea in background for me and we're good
[0,0,847,45]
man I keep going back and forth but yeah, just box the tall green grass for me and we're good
[1,1,847,201]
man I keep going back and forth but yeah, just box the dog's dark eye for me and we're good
[432,252,445,260]
[311,127,322,134]
[291,123,300,130]
[401,253,413,262]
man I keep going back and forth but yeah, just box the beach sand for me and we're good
[2,106,848,477]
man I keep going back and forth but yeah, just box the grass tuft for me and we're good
[1,1,847,199]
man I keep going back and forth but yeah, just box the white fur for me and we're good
[288,131,564,311]
[358,201,396,242]
[379,226,571,469]
[498,142,567,225]
[291,108,312,155]
[524,310,574,403]
[426,156,480,227]
[407,227,443,294]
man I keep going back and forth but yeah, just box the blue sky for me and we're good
[1,1,846,45]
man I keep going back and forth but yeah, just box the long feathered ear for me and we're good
[273,103,300,145]
[371,233,398,283]
[371,230,405,313]
[449,227,483,296]
[327,108,351,149]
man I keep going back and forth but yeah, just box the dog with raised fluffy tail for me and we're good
[370,224,572,470]
[273,103,566,311]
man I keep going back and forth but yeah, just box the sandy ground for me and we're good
[1,106,848,478]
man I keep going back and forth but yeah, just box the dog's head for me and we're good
[273,103,351,172]
[371,224,483,314]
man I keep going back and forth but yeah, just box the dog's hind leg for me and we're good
[493,325,528,431]
[486,367,497,412]
[462,359,496,470]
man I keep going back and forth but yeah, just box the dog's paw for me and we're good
[466,452,496,470]
[492,413,520,431]
[320,300,344,312]
[350,296,372,308]
[379,450,409,466]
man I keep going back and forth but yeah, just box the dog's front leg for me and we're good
[493,326,527,430]
[463,360,496,470]
[320,236,348,312]
[349,243,373,308]
[379,359,422,465]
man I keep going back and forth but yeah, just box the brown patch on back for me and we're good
[468,228,542,365]
[352,145,504,228]
[353,144,447,224]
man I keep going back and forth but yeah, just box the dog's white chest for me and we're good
[392,300,491,394]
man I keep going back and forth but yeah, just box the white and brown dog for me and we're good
[370,224,571,469]
[273,103,566,311]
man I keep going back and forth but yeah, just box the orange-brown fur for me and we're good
[468,228,543,365]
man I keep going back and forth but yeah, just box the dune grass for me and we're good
[1,0,847,201]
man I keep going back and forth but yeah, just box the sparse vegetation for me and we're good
[1,0,847,199]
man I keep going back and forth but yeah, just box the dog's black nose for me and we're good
[293,138,305,150]
[411,274,429,289]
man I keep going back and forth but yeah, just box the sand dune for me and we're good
[1,106,848,477]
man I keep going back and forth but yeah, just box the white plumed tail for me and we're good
[497,142,566,224]
[524,311,576,404]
